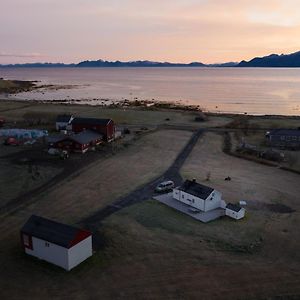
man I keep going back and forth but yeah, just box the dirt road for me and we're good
[81,129,203,241]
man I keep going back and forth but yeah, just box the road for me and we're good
[80,129,203,245]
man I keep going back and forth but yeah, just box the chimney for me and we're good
[192,178,196,183]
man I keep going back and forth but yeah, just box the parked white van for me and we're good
[155,180,175,193]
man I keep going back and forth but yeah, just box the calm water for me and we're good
[1,67,300,115]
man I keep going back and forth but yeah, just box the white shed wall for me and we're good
[25,237,69,270]
[67,236,92,271]
[225,208,245,220]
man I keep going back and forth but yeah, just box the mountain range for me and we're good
[238,51,300,67]
[1,51,300,68]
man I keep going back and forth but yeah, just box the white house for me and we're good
[21,215,92,271]
[56,114,74,131]
[225,203,245,220]
[173,179,225,212]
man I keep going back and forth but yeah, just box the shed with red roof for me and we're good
[21,215,92,271]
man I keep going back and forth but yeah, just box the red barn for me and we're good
[71,118,115,141]
[47,130,103,153]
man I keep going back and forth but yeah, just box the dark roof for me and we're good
[269,129,300,137]
[178,180,214,200]
[21,215,91,249]
[71,130,103,144]
[56,114,73,123]
[226,203,243,212]
[71,117,112,126]
[46,134,69,144]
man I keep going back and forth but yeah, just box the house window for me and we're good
[280,136,285,141]
[45,242,50,247]
[182,195,184,199]
[192,199,195,203]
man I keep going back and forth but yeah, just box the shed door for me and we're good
[22,233,33,250]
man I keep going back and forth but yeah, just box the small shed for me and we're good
[225,203,245,220]
[21,215,92,271]
[56,114,74,131]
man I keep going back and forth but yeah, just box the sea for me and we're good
[1,67,300,115]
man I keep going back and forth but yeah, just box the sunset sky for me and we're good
[1,0,300,64]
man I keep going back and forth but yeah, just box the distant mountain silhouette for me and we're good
[1,51,300,68]
[238,51,300,67]
[76,59,206,67]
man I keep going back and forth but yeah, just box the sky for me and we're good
[1,0,300,64]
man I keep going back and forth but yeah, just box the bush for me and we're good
[23,111,57,126]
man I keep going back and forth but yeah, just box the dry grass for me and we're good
[249,117,300,129]
[0,131,299,299]
[0,160,61,207]
[181,132,300,263]
[0,100,231,128]
[0,129,192,237]
[181,132,300,206]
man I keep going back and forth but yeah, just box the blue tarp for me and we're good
[0,129,48,139]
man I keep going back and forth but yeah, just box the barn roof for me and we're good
[226,203,243,212]
[178,180,214,200]
[268,129,300,137]
[56,114,73,123]
[71,130,103,144]
[46,134,68,144]
[21,215,91,249]
[71,117,112,126]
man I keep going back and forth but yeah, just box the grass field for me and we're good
[0,100,231,128]
[0,99,300,299]
[0,131,299,299]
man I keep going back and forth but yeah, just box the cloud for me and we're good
[0,52,44,58]
[0,0,300,63]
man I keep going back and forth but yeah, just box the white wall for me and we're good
[175,189,205,211]
[204,190,222,212]
[225,208,245,220]
[67,236,92,271]
[25,236,69,270]
[173,189,180,201]
[173,188,222,212]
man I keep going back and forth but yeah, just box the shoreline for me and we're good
[1,98,300,119]
[1,78,300,118]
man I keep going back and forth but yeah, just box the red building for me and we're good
[70,118,115,141]
[47,130,103,153]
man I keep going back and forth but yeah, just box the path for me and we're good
[80,129,203,242]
